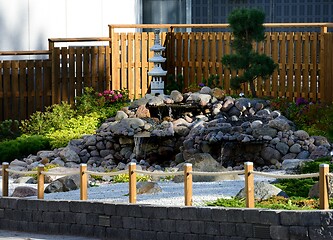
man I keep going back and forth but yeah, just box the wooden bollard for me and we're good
[184,163,193,206]
[244,162,254,208]
[319,163,329,210]
[80,164,88,200]
[37,164,45,199]
[2,162,9,197]
[129,163,137,204]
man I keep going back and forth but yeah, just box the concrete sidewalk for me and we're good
[0,230,99,240]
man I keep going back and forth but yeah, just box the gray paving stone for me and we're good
[205,221,220,235]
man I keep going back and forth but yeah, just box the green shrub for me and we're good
[21,102,75,135]
[76,87,129,120]
[0,119,20,141]
[111,173,151,183]
[270,98,333,142]
[0,135,50,163]
[46,112,100,148]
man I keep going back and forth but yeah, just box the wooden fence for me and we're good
[1,161,330,209]
[0,23,333,121]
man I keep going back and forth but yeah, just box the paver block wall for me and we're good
[0,198,332,239]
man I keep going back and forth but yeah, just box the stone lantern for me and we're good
[148,29,167,95]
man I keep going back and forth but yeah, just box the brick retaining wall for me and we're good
[0,198,332,239]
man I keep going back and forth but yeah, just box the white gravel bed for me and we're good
[0,171,283,206]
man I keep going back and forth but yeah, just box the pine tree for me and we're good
[222,8,277,97]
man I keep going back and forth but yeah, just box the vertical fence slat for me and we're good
[189,32,196,89]
[322,33,333,103]
[287,33,294,100]
[35,61,43,112]
[44,60,52,109]
[279,33,287,98]
[3,61,11,120]
[295,33,302,99]
[27,61,35,116]
[310,33,318,100]
[134,33,141,99]
[148,32,155,92]
[61,48,69,102]
[19,61,27,119]
[105,45,111,91]
[127,33,134,99]
[197,33,203,85]
[11,61,19,120]
[210,33,217,76]
[120,33,127,90]
[141,32,149,96]
[271,32,279,98]
[203,32,209,82]
[263,34,271,97]
[224,33,231,94]
[69,47,75,105]
[176,32,182,78]
[52,47,61,104]
[76,47,83,96]
[256,41,264,97]
[91,46,98,90]
[183,33,189,90]
[83,47,91,89]
[217,33,223,88]
[98,46,105,92]
[302,33,310,99]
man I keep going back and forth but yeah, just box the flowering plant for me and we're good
[98,89,129,104]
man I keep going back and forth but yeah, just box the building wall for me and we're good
[0,0,139,51]
[191,0,333,31]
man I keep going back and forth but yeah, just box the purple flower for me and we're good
[296,97,308,106]
[198,83,205,87]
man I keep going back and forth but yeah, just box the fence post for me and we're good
[129,163,137,204]
[319,163,329,210]
[184,163,193,206]
[80,164,88,200]
[2,162,9,197]
[37,164,45,199]
[245,162,254,208]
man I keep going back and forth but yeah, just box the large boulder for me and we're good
[44,174,82,193]
[236,181,288,200]
[136,182,162,194]
[174,153,240,182]
[11,186,37,197]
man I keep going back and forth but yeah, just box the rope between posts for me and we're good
[252,171,319,179]
[85,170,128,177]
[190,170,245,176]
[41,171,79,176]
[327,172,333,177]
[134,170,184,176]
[5,169,37,175]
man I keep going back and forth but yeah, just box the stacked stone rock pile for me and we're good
[9,87,332,174]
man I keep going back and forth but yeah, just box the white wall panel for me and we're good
[0,0,137,51]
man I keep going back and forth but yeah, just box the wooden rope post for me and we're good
[129,163,137,204]
[2,162,9,197]
[80,164,88,200]
[37,164,45,199]
[184,163,193,206]
[319,163,329,210]
[245,162,254,208]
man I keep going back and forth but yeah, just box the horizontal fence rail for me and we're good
[1,162,330,210]
[0,23,333,121]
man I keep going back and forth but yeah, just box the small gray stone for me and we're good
[290,143,302,153]
[276,142,289,155]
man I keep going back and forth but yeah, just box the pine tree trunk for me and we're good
[250,81,257,98]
